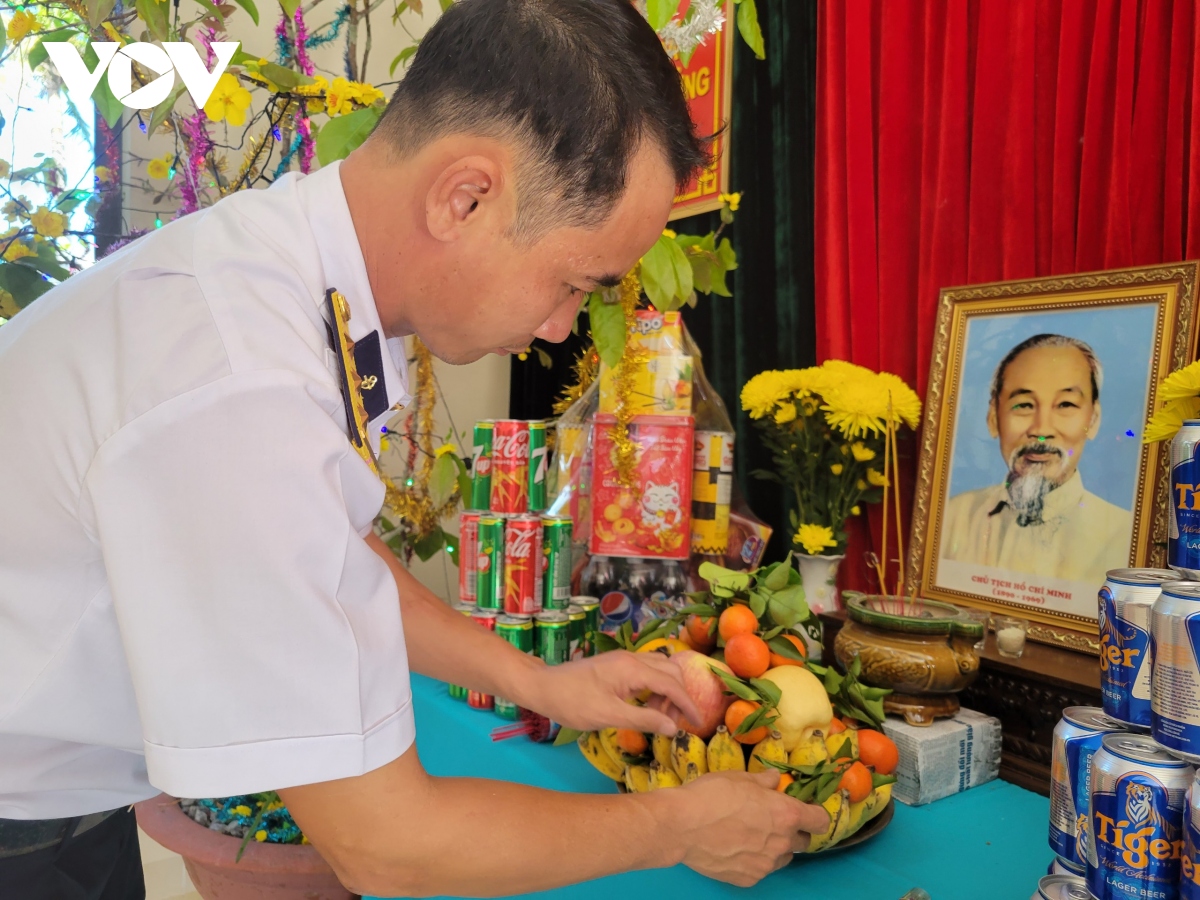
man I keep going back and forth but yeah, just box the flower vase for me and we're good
[792,553,843,663]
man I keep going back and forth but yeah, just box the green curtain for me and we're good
[510,0,818,557]
[679,0,818,559]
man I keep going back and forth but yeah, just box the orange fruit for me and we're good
[725,699,769,745]
[767,633,808,668]
[839,760,872,803]
[685,615,717,650]
[826,717,848,735]
[718,604,759,641]
[724,633,771,679]
[776,773,794,793]
[858,729,900,775]
[615,729,648,757]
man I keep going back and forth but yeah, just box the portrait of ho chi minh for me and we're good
[940,333,1133,587]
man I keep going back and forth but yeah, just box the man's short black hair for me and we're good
[374,0,710,237]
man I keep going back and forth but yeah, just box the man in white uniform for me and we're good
[0,1,827,897]
[941,333,1133,585]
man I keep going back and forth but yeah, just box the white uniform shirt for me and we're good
[0,162,416,819]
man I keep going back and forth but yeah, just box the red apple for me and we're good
[646,650,735,739]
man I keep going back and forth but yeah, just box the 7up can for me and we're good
[476,516,505,610]
[535,611,570,666]
[471,421,494,511]
[504,516,543,616]
[1171,422,1200,578]
[541,516,573,611]
[1099,568,1180,728]
[529,420,548,512]
[494,614,534,719]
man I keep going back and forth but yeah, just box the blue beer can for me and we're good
[1049,707,1126,868]
[1100,568,1181,727]
[1171,421,1200,578]
[1087,732,1193,900]
[1151,582,1200,764]
[1182,773,1200,899]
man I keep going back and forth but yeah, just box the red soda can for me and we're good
[467,608,499,709]
[458,511,480,604]
[490,420,530,514]
[504,515,544,616]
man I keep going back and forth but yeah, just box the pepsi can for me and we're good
[1087,732,1194,900]
[1182,772,1200,899]
[1050,707,1126,869]
[1030,873,1090,900]
[1171,421,1200,578]
[1100,569,1181,728]
[1152,582,1200,764]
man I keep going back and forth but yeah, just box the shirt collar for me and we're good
[296,162,413,436]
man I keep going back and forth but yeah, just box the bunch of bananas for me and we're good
[576,724,893,853]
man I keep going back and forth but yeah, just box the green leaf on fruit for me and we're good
[871,773,898,788]
[677,603,716,618]
[589,291,627,369]
[767,635,805,661]
[429,450,459,507]
[747,590,767,618]
[762,553,793,591]
[592,632,621,654]
[554,727,583,747]
[713,668,760,703]
[749,678,782,708]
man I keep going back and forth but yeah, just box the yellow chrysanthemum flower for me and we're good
[30,207,66,238]
[325,77,356,116]
[146,157,170,180]
[851,505,861,515]
[719,191,742,211]
[435,442,457,457]
[7,10,37,41]
[794,523,837,556]
[850,442,875,462]
[774,402,797,424]
[867,468,889,487]
[1159,361,1200,402]
[1145,396,1200,444]
[741,370,790,419]
[204,73,252,126]
[819,362,922,438]
[830,463,844,475]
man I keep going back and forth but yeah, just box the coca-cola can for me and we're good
[504,515,544,616]
[467,608,499,709]
[458,512,480,604]
[490,419,530,514]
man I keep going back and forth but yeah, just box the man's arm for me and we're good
[366,533,702,734]
[279,741,827,897]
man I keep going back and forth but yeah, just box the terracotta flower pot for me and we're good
[134,794,355,900]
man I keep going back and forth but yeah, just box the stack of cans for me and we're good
[448,419,593,720]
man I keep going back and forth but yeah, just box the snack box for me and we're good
[598,354,693,416]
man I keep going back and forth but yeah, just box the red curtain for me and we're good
[816,0,1200,595]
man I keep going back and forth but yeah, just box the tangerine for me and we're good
[767,633,808,668]
[776,773,794,793]
[839,760,872,803]
[685,615,717,650]
[718,604,759,641]
[858,729,900,775]
[826,717,848,735]
[615,729,648,757]
[725,699,769,745]
[724,633,771,678]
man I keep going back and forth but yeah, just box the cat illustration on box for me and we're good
[640,482,681,535]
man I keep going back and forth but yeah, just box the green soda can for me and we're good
[528,420,548,512]
[534,611,571,666]
[471,421,494,511]
[541,516,573,611]
[494,614,534,719]
[448,601,476,700]
[476,516,505,610]
[571,596,600,657]
[566,604,587,661]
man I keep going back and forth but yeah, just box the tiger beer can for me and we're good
[1171,421,1200,579]
[1030,874,1090,900]
[1182,774,1200,899]
[1086,732,1193,900]
[493,614,534,720]
[1049,707,1126,870]
[1151,582,1200,763]
[1048,856,1085,877]
[541,516,573,611]
[1100,569,1181,728]
[458,512,481,605]
[490,419,530,514]
[467,608,501,710]
[528,420,548,513]
[476,516,505,611]
[471,421,494,511]
[504,516,543,616]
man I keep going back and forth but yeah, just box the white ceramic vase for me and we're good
[790,553,844,664]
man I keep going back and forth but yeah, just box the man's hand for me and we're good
[517,650,704,734]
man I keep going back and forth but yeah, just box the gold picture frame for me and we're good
[909,262,1200,655]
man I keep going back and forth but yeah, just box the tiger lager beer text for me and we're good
[1099,568,1180,728]
[490,419,530,514]
[1087,732,1193,900]
[1151,582,1200,763]
[1171,421,1200,578]
[504,515,543,616]
[1050,707,1126,871]
[471,421,494,511]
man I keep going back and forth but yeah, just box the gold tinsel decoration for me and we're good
[609,272,648,489]
[551,346,601,416]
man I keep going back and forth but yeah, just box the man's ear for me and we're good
[1088,402,1102,440]
[987,402,999,439]
[426,156,502,242]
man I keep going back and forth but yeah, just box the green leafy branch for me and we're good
[712,667,782,737]
[761,756,897,804]
[805,656,890,729]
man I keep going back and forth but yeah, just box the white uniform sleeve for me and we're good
[83,368,414,799]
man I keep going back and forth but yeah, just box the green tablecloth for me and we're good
[368,675,1051,900]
